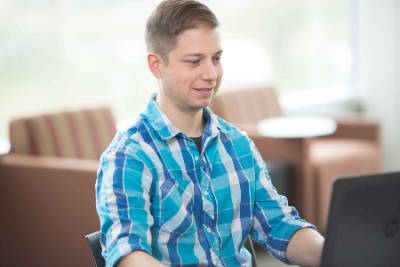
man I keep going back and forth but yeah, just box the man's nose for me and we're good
[201,60,218,81]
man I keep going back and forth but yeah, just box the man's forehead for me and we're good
[171,26,222,55]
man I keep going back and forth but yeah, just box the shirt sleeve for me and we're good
[96,146,154,267]
[248,139,316,263]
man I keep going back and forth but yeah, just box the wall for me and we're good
[356,0,400,171]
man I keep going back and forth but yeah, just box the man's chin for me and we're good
[187,101,211,112]
[198,99,213,108]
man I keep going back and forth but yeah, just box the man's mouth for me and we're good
[193,87,213,91]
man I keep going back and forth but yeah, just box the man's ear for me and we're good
[147,53,163,79]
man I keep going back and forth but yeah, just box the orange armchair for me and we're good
[210,87,382,232]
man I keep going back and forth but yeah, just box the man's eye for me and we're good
[188,60,201,65]
[213,57,221,63]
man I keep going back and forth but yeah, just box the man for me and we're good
[96,1,324,266]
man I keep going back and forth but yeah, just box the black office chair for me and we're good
[85,231,105,267]
[85,231,257,267]
[245,237,258,267]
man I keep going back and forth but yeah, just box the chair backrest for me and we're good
[85,231,105,267]
[210,87,283,125]
[84,231,257,267]
[9,107,116,159]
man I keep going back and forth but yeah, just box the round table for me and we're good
[257,116,337,138]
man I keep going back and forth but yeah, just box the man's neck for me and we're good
[156,97,204,138]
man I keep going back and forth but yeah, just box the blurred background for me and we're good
[1,0,399,170]
[1,1,399,266]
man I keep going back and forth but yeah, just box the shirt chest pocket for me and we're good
[157,170,195,235]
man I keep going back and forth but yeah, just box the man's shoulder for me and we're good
[210,113,258,156]
[102,115,150,158]
[213,114,250,139]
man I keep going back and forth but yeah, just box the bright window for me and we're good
[0,0,353,141]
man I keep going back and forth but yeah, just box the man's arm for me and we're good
[286,228,325,267]
[118,251,165,267]
[248,138,321,264]
[96,146,156,267]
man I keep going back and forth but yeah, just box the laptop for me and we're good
[320,171,400,267]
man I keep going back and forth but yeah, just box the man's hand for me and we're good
[286,228,325,267]
[118,251,166,267]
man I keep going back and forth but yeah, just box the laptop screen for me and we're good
[320,172,400,267]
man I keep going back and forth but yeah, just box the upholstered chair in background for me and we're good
[8,106,115,159]
[0,107,116,267]
[210,87,382,232]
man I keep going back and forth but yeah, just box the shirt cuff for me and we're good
[107,240,152,267]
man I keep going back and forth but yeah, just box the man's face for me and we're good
[158,26,223,113]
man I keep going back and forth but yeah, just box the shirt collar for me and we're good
[143,93,227,141]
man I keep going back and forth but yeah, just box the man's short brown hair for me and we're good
[145,0,219,60]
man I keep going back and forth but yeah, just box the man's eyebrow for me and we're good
[182,53,204,58]
[182,50,223,58]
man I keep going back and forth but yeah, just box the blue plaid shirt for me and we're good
[96,95,314,267]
